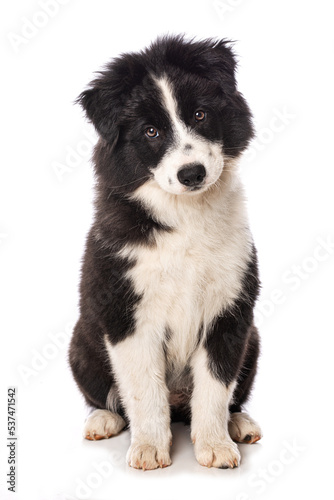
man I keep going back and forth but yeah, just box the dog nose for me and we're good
[177,163,206,187]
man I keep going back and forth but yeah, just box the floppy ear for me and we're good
[76,76,121,145]
[76,55,145,144]
[219,90,255,155]
[199,38,254,154]
[207,39,237,93]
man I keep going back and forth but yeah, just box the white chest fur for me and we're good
[119,173,252,368]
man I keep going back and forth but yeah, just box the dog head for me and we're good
[77,35,254,195]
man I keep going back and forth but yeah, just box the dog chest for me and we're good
[120,210,250,365]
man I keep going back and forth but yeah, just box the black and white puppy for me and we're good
[69,35,262,470]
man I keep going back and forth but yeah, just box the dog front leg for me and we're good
[105,330,172,470]
[190,345,240,468]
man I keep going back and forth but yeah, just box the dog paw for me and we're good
[194,437,241,469]
[228,412,262,444]
[127,443,172,470]
[84,409,126,441]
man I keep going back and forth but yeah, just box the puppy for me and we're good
[69,35,262,470]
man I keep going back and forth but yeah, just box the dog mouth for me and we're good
[181,182,208,195]
[182,176,221,195]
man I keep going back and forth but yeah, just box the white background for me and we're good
[1,0,333,499]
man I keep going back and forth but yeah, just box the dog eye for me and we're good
[145,127,159,138]
[194,110,206,122]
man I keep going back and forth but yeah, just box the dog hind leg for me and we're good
[84,409,126,440]
[228,325,262,444]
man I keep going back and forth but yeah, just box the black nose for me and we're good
[177,163,206,187]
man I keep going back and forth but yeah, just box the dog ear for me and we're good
[206,39,237,93]
[197,39,254,154]
[76,84,119,144]
[219,90,255,155]
[76,55,145,145]
[192,38,254,152]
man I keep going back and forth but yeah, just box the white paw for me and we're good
[228,412,262,444]
[84,409,126,441]
[126,443,172,470]
[194,436,241,469]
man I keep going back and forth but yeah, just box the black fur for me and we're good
[205,246,260,386]
[76,35,253,194]
[69,35,259,426]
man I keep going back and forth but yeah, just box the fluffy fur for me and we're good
[69,35,262,470]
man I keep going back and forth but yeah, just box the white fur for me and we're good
[152,76,224,195]
[84,409,126,440]
[228,412,263,444]
[190,347,240,468]
[102,79,254,469]
[122,167,252,370]
[104,333,172,469]
[104,166,252,467]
